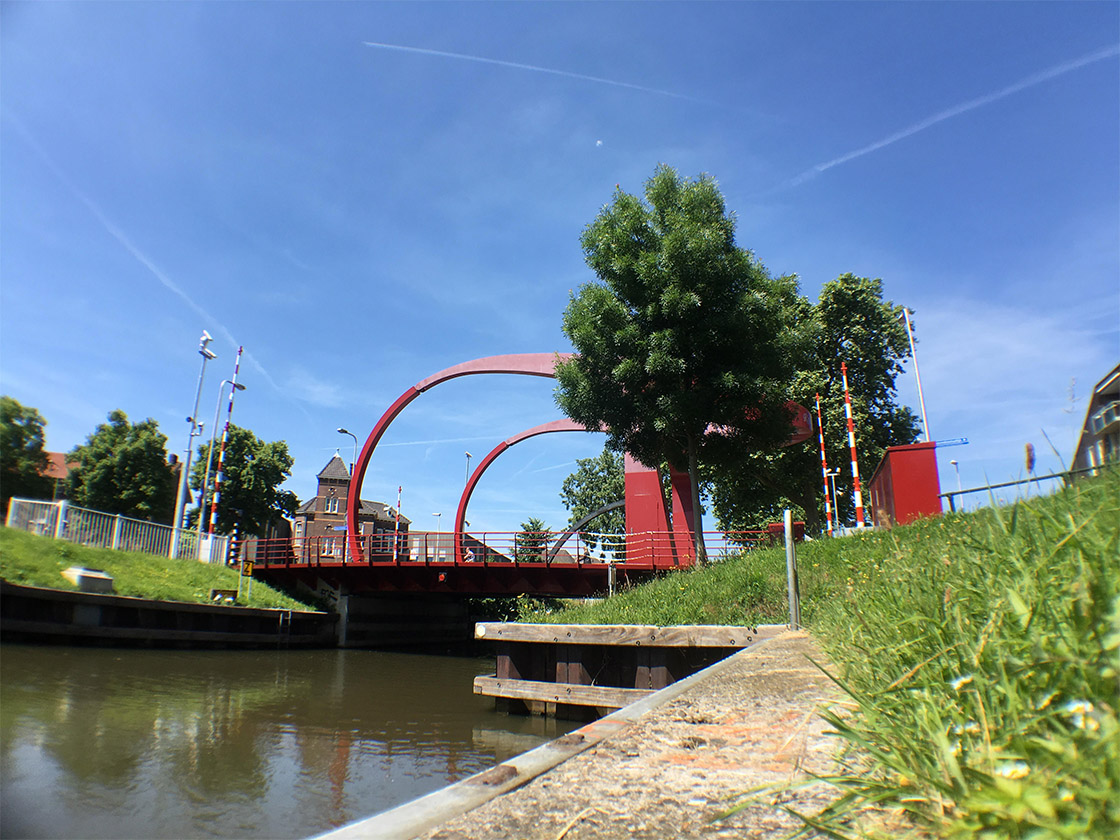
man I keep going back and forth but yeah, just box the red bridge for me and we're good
[250,354,810,599]
[248,529,774,597]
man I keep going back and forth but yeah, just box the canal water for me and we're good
[0,644,568,839]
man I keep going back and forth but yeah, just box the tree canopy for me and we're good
[555,164,799,561]
[189,425,297,537]
[1,396,53,510]
[559,447,624,552]
[708,273,921,532]
[515,516,550,562]
[66,410,177,522]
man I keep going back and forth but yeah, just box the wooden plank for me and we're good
[475,622,783,648]
[474,675,654,710]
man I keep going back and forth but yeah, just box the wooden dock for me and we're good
[473,622,785,719]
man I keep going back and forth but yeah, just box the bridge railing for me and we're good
[248,528,772,569]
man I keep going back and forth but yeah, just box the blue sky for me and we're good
[2,1,1117,535]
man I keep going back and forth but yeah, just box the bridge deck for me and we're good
[253,558,661,597]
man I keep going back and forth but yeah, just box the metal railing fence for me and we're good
[249,528,772,569]
[5,498,229,562]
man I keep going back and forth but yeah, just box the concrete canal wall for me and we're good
[0,581,337,647]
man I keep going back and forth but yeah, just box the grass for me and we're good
[518,472,1119,838]
[787,470,1119,839]
[0,526,316,611]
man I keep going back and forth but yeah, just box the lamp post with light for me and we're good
[465,451,472,486]
[950,459,962,512]
[337,428,358,474]
[171,331,216,558]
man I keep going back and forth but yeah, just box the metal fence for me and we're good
[5,498,230,563]
[249,527,775,568]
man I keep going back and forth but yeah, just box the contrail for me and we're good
[780,43,1120,190]
[363,41,721,106]
[5,111,286,395]
[380,435,498,448]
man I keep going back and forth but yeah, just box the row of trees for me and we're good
[554,165,919,551]
[0,397,296,537]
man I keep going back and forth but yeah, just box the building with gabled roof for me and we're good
[292,453,409,559]
[1073,362,1120,478]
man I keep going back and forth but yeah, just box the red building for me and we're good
[293,455,409,559]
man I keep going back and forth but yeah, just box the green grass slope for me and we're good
[519,472,1118,838]
[0,526,315,611]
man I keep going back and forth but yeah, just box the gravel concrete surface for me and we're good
[419,631,841,840]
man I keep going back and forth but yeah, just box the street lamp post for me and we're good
[825,468,841,531]
[197,380,246,549]
[337,428,358,474]
[465,451,472,486]
[950,459,962,512]
[171,331,216,558]
[432,512,442,560]
[899,307,930,443]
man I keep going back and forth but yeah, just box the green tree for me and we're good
[66,410,177,522]
[0,396,53,510]
[559,448,625,552]
[515,516,550,562]
[190,425,297,537]
[708,273,921,533]
[555,165,798,562]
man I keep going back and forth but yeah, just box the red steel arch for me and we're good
[453,418,592,564]
[346,354,572,559]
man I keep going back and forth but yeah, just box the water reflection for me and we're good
[1,645,564,839]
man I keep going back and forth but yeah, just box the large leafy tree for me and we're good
[66,410,177,522]
[1,396,53,510]
[189,425,297,537]
[559,447,625,552]
[708,273,921,532]
[555,165,798,562]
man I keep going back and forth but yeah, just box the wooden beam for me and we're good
[474,675,654,709]
[474,622,784,648]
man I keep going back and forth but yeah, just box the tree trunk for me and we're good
[686,434,708,565]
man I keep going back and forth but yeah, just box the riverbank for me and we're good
[1,580,336,647]
[0,525,313,610]
[321,630,837,839]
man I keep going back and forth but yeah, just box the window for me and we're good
[325,497,339,514]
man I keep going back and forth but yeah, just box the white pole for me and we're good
[901,308,931,443]
[784,509,800,630]
[171,331,215,558]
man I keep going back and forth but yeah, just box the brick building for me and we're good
[293,454,409,559]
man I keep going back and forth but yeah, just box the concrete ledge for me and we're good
[312,627,794,840]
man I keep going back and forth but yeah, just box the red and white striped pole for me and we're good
[840,362,866,528]
[207,346,243,537]
[815,393,833,536]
